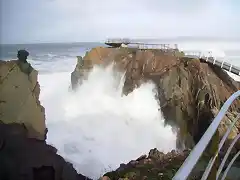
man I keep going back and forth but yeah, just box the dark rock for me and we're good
[0,123,92,180]
[136,155,147,161]
[103,148,196,180]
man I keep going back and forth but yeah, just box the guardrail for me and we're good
[106,38,131,44]
[173,90,240,180]
[184,51,240,76]
[105,40,240,76]
[105,39,178,50]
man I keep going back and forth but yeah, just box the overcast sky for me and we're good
[1,0,240,44]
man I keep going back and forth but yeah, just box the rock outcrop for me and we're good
[0,59,91,180]
[71,47,240,150]
[0,123,92,180]
[0,60,46,140]
[103,149,199,180]
[102,148,240,180]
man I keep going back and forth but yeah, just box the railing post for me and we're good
[206,129,220,180]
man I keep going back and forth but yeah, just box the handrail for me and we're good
[201,114,240,179]
[172,90,240,180]
[217,133,240,179]
[221,150,240,180]
[104,40,240,76]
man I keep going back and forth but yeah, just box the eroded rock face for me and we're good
[71,47,240,149]
[0,60,46,140]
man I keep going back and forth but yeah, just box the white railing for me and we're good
[105,40,240,76]
[106,38,131,44]
[105,39,178,50]
[173,90,240,180]
[184,51,240,76]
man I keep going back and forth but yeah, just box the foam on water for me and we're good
[39,65,176,179]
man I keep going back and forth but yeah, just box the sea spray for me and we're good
[39,64,177,178]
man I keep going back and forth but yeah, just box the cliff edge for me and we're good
[0,60,46,140]
[71,47,240,150]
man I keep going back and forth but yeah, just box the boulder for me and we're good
[71,47,240,149]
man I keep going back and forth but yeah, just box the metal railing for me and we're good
[105,39,179,50]
[183,51,240,76]
[173,90,240,180]
[105,38,131,44]
[105,39,240,76]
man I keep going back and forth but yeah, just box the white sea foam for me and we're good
[39,65,176,179]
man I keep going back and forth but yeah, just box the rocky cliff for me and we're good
[71,47,240,150]
[0,59,91,180]
[0,60,46,140]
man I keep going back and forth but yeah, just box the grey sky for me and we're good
[1,0,240,44]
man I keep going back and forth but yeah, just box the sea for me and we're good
[0,41,240,179]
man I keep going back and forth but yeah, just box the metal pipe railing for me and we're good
[216,120,240,178]
[221,150,240,180]
[173,90,240,180]
[217,133,240,179]
[201,114,240,179]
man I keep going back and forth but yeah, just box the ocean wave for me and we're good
[28,56,77,73]
[39,66,176,179]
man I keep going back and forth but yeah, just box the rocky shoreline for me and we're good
[0,47,240,180]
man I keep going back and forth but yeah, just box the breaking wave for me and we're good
[39,65,176,179]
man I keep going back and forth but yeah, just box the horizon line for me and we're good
[1,36,240,45]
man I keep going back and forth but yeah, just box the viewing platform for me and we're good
[105,38,240,76]
[105,38,178,50]
[105,38,131,47]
